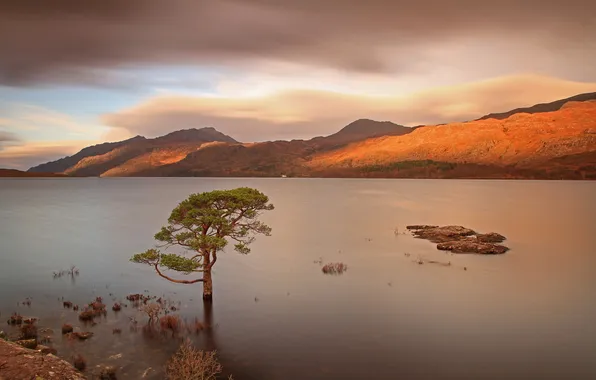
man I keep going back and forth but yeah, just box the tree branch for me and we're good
[208,250,218,269]
[153,262,204,284]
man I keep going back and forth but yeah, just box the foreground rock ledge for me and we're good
[0,339,85,380]
[406,225,509,254]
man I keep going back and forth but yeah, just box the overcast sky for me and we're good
[1,0,595,169]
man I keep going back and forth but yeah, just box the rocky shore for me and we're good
[0,339,85,380]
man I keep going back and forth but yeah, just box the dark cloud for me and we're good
[0,130,18,142]
[0,0,594,86]
[0,131,19,149]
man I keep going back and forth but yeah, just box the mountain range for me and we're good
[21,92,596,180]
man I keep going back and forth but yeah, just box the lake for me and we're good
[1,178,595,379]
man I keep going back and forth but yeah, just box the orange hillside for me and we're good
[307,101,596,168]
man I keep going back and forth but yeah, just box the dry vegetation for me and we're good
[322,262,348,275]
[166,340,233,380]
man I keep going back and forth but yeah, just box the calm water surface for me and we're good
[1,178,595,379]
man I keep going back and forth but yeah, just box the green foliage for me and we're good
[131,188,274,283]
[157,187,274,255]
[161,253,202,274]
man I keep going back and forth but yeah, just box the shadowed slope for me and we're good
[478,92,596,120]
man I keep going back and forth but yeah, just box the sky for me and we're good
[0,0,595,169]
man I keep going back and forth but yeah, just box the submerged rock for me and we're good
[15,339,37,349]
[437,240,509,255]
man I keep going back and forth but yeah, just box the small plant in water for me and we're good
[19,323,38,339]
[53,266,79,278]
[322,262,348,275]
[160,315,181,333]
[141,303,162,323]
[166,340,225,380]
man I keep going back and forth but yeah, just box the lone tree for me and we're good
[131,187,274,301]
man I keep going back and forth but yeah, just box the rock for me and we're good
[410,225,476,243]
[15,339,37,349]
[437,240,509,254]
[408,224,510,254]
[406,225,439,230]
[37,344,58,355]
[0,330,6,340]
[476,232,507,243]
[62,324,74,334]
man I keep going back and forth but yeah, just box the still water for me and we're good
[0,178,595,379]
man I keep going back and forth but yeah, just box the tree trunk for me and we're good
[203,269,213,302]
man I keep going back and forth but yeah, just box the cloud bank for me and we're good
[1,0,594,85]
[103,75,596,142]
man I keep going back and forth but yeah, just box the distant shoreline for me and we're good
[1,173,594,181]
[0,169,67,178]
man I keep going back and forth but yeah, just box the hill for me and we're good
[28,121,414,177]
[112,120,413,177]
[478,92,596,121]
[28,136,146,173]
[306,100,596,179]
[310,119,411,148]
[30,128,238,177]
[26,93,596,179]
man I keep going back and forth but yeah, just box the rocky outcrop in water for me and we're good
[437,240,509,254]
[407,225,509,254]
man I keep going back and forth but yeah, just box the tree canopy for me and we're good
[131,187,274,295]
